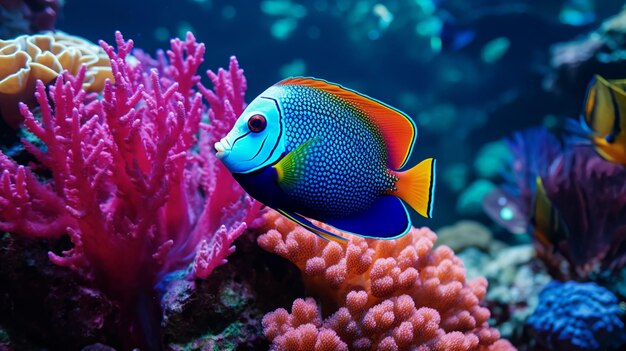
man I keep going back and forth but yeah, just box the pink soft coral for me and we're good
[0,32,260,349]
[258,210,515,350]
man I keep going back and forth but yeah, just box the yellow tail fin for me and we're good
[393,158,436,218]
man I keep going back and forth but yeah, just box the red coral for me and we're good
[258,211,515,350]
[0,32,259,349]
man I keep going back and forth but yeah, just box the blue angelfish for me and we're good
[214,77,436,242]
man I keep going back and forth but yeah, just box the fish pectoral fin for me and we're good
[277,77,416,170]
[276,208,347,243]
[272,137,319,190]
[324,196,412,239]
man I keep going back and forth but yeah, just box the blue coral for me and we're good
[528,280,626,351]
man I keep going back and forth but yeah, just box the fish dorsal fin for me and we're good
[273,137,318,190]
[278,77,417,170]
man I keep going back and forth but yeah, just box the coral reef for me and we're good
[435,220,493,252]
[0,213,302,351]
[264,296,515,351]
[469,244,549,343]
[492,126,626,280]
[540,146,626,277]
[0,0,60,38]
[482,129,565,236]
[436,220,546,344]
[0,234,119,349]
[498,127,563,221]
[258,210,514,350]
[528,280,626,351]
[162,230,304,351]
[483,123,626,347]
[1,1,625,350]
[0,31,112,128]
[0,31,261,350]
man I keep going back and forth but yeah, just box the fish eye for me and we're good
[248,114,267,133]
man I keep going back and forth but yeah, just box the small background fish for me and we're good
[578,74,626,164]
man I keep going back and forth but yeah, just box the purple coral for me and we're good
[483,127,563,235]
[0,31,259,349]
[541,147,626,276]
[488,126,626,279]
[501,127,563,216]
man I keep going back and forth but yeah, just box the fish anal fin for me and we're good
[324,196,412,239]
[276,209,347,243]
[278,77,417,170]
[391,158,436,218]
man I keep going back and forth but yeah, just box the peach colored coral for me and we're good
[258,210,515,351]
[0,31,112,127]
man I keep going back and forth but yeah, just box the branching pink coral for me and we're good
[258,210,515,350]
[0,31,260,350]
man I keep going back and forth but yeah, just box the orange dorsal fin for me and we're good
[278,77,417,170]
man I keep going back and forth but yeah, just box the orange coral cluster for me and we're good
[258,210,515,351]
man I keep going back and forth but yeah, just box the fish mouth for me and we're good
[214,139,232,160]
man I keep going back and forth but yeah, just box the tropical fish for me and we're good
[214,77,436,242]
[530,177,569,252]
[579,74,626,164]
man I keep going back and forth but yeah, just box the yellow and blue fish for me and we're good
[579,74,626,164]
[214,77,436,242]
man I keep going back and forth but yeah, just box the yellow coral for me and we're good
[0,31,112,127]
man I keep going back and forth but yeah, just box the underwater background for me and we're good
[2,0,626,350]
[59,0,624,228]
